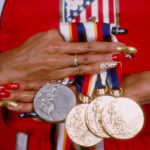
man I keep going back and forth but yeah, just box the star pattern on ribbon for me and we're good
[64,0,95,22]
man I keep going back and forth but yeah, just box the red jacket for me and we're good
[0,0,150,150]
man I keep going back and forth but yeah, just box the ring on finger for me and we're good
[73,55,78,67]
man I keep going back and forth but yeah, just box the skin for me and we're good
[0,29,122,84]
[0,29,149,117]
[1,71,149,114]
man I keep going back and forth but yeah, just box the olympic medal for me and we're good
[86,96,115,138]
[65,104,102,147]
[34,83,76,122]
[101,97,144,139]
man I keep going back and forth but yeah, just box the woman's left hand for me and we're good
[0,80,77,113]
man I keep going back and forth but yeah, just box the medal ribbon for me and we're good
[60,22,112,97]
[58,1,134,150]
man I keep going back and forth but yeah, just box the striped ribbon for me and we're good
[59,21,135,150]
[60,22,112,42]
[60,0,118,26]
[58,0,125,150]
[61,22,112,97]
[96,72,107,89]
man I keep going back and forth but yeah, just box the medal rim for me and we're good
[33,83,76,122]
[101,97,144,139]
[65,104,102,147]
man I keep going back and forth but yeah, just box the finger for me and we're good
[47,62,116,80]
[16,80,49,91]
[55,42,124,54]
[47,52,117,70]
[7,102,34,112]
[3,91,36,102]
[0,83,20,90]
[65,63,107,76]
[76,52,116,65]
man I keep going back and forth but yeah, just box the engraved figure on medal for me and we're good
[101,97,144,139]
[85,96,114,138]
[65,104,101,147]
[34,83,76,122]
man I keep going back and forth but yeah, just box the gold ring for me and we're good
[73,55,78,67]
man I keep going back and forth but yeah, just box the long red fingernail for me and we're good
[0,90,10,98]
[2,83,20,90]
[112,53,133,62]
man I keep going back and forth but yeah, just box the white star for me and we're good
[67,17,72,22]
[73,12,78,16]
[85,1,90,5]
[79,6,84,11]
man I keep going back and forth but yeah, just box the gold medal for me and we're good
[101,97,144,139]
[65,104,102,147]
[85,96,114,138]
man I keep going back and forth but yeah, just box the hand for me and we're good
[122,71,150,105]
[0,80,77,113]
[0,29,124,83]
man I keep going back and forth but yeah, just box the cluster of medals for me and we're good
[33,78,144,147]
[33,21,144,147]
[65,95,144,147]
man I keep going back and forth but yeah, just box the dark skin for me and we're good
[0,29,122,83]
[1,71,149,114]
[0,29,149,114]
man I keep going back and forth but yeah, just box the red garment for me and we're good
[0,0,150,150]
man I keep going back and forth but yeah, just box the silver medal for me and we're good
[34,83,76,122]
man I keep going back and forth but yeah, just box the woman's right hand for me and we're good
[0,29,124,83]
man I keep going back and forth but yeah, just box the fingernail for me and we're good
[0,101,18,107]
[117,46,137,54]
[112,53,133,62]
[0,90,10,98]
[0,86,5,90]
[2,83,20,90]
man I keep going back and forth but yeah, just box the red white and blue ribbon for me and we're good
[60,22,112,42]
[60,21,112,97]
[60,0,117,25]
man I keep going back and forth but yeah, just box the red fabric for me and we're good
[71,23,78,42]
[0,0,150,150]
[108,0,115,23]
[117,0,150,74]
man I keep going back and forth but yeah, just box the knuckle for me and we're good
[47,57,58,67]
[87,42,93,50]
[47,43,61,53]
[77,66,85,75]
[48,71,61,79]
[82,56,89,64]
[105,42,113,51]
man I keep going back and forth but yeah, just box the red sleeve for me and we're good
[0,109,16,150]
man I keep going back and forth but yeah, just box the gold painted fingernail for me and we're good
[117,45,137,54]
[0,101,18,107]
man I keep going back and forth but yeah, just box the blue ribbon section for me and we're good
[107,68,120,89]
[102,23,111,41]
[77,23,87,42]
[95,74,105,89]
[74,76,84,93]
